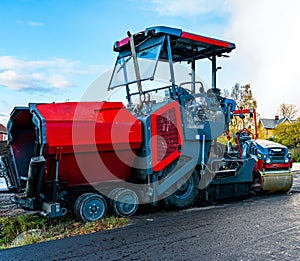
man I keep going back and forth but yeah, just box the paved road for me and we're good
[1,174,300,261]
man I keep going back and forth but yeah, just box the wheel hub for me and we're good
[90,204,99,213]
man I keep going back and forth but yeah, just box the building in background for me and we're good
[0,124,7,141]
[259,116,294,139]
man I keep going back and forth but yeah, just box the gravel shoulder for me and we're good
[0,193,27,217]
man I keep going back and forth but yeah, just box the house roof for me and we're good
[259,117,291,129]
[0,124,7,134]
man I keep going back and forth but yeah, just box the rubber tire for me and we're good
[108,188,123,209]
[163,171,199,210]
[74,193,108,222]
[111,188,139,217]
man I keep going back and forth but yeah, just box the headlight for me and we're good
[265,157,271,164]
[284,158,289,163]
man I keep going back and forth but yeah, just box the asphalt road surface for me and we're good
[1,175,300,261]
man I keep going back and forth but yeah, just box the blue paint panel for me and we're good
[145,26,182,37]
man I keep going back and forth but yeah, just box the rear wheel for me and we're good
[163,170,199,209]
[74,193,108,222]
[108,188,123,207]
[110,188,139,217]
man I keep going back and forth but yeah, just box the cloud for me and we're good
[225,0,300,117]
[0,112,9,125]
[150,0,300,117]
[0,70,31,90]
[147,0,300,117]
[17,20,45,27]
[0,56,102,92]
[27,21,44,27]
[46,75,72,88]
[148,0,228,16]
[0,112,8,117]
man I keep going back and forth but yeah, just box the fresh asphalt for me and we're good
[1,166,300,260]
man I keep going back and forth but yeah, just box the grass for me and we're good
[0,214,129,249]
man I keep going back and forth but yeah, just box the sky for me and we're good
[1,0,300,124]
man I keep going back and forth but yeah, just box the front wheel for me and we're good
[163,170,199,210]
[74,193,108,222]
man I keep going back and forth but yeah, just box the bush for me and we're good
[0,214,47,246]
[290,147,300,163]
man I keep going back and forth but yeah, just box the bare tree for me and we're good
[277,103,298,120]
[230,83,258,133]
[230,83,257,110]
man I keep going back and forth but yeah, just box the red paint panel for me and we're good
[36,102,141,151]
[117,30,146,48]
[151,101,182,172]
[264,163,291,170]
[255,159,264,172]
[255,160,291,172]
[35,101,142,185]
[181,32,231,48]
[117,37,130,48]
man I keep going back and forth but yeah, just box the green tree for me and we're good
[273,120,300,162]
[273,120,300,147]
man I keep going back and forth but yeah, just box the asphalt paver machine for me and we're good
[0,26,292,221]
